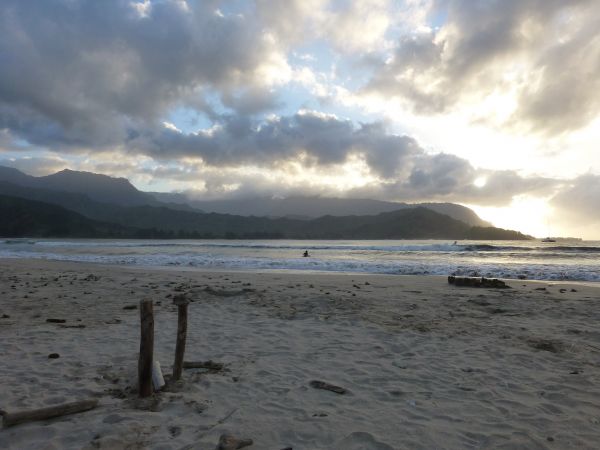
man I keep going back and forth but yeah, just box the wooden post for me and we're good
[172,296,190,381]
[138,299,154,398]
[2,399,98,428]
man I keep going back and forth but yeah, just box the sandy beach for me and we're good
[1,258,600,449]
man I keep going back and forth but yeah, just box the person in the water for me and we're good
[303,250,310,257]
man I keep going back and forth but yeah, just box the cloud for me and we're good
[365,0,600,133]
[136,110,357,166]
[551,174,600,225]
[345,163,557,206]
[0,0,283,149]
[0,0,597,232]
[110,110,556,205]
[0,156,69,176]
[3,102,555,207]
[257,0,394,53]
[550,174,600,239]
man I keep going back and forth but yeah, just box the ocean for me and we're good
[1,238,599,282]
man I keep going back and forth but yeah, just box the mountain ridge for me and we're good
[1,166,491,226]
[150,193,491,227]
[0,166,528,240]
[0,194,531,240]
[0,167,159,207]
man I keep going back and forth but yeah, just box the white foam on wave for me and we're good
[19,240,542,254]
[1,248,599,282]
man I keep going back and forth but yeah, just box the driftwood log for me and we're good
[138,299,154,398]
[2,399,98,428]
[183,360,224,371]
[309,380,347,394]
[448,276,509,288]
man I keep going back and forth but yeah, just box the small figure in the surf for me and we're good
[303,250,310,257]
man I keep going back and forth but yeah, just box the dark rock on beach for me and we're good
[527,338,563,353]
[46,318,66,323]
[309,380,347,394]
[216,434,253,450]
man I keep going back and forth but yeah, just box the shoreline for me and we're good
[2,258,600,449]
[1,255,599,286]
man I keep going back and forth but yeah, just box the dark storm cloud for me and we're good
[0,0,277,149]
[367,0,600,133]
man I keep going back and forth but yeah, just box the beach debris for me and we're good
[183,360,225,372]
[447,276,509,288]
[1,314,9,319]
[48,353,60,359]
[534,287,547,291]
[559,288,567,293]
[2,399,98,428]
[104,319,122,324]
[46,318,66,323]
[309,380,347,395]
[172,295,190,381]
[571,288,578,292]
[123,304,138,310]
[527,338,563,353]
[83,274,100,282]
[216,434,253,450]
[469,298,490,306]
[138,300,154,398]
[152,360,165,391]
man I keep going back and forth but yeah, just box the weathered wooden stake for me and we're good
[172,296,190,381]
[2,399,98,428]
[138,299,154,398]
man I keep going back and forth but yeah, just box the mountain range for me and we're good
[150,193,492,226]
[0,166,531,240]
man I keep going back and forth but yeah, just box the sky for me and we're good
[1,0,600,238]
